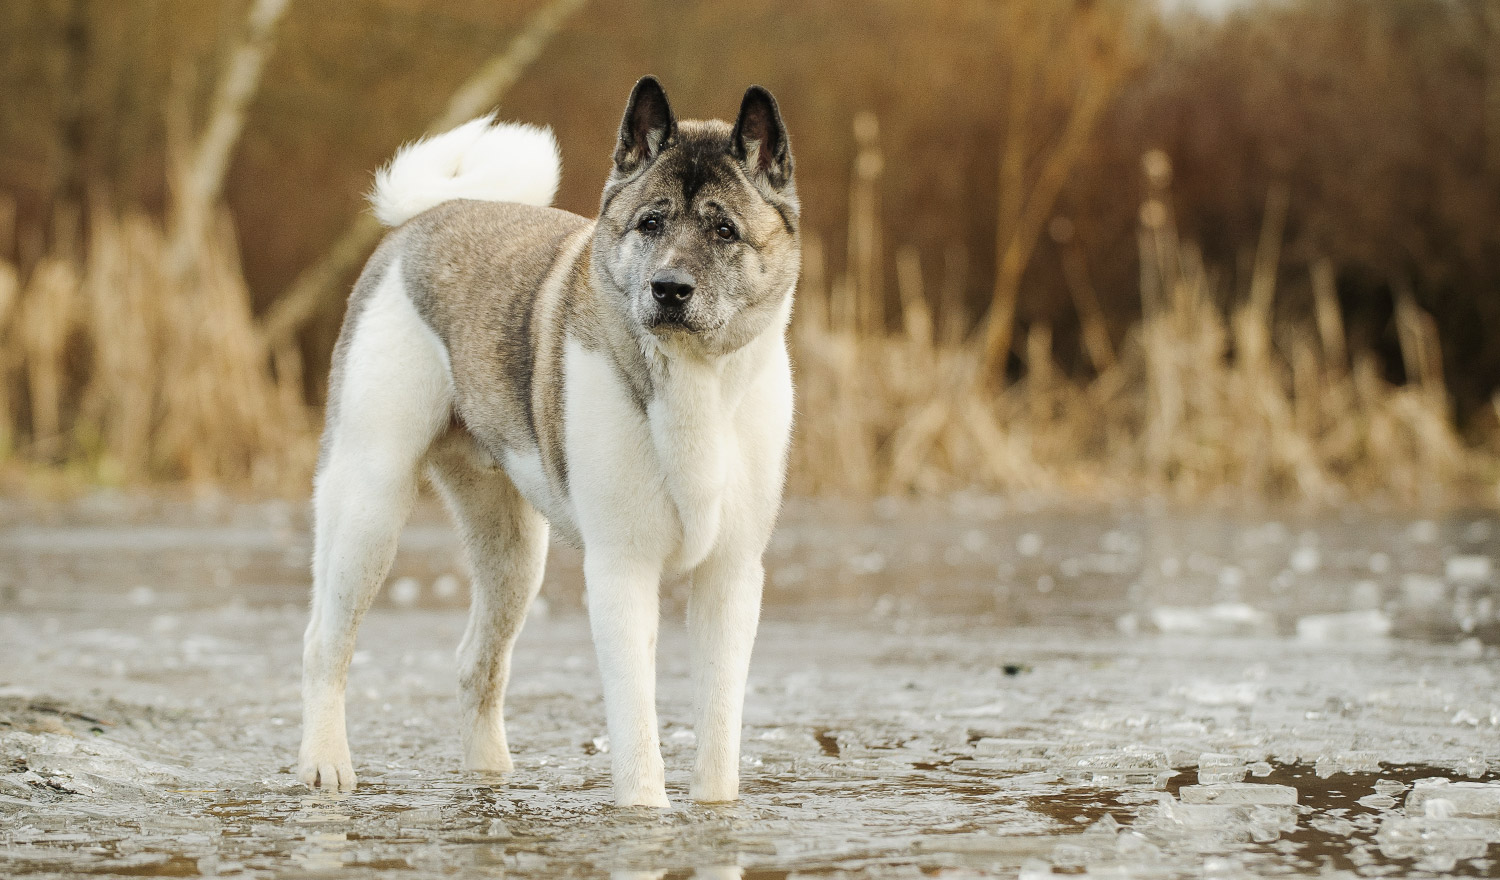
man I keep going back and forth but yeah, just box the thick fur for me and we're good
[298,78,799,807]
[370,115,561,226]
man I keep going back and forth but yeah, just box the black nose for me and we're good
[650,269,696,305]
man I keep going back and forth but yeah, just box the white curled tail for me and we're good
[369,115,561,227]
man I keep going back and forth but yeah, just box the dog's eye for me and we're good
[714,222,737,241]
[638,214,662,234]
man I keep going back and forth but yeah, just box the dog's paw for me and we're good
[613,785,671,808]
[462,726,513,774]
[298,758,357,792]
[298,740,356,792]
[463,751,514,774]
[689,780,740,804]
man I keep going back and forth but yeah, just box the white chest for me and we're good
[562,337,776,573]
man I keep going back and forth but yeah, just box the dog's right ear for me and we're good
[614,76,676,175]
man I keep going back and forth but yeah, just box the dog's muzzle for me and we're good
[648,268,697,328]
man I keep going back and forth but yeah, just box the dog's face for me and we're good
[595,77,800,355]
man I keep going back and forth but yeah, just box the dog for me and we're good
[296,76,799,807]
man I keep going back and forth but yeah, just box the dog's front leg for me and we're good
[687,549,764,802]
[585,552,669,807]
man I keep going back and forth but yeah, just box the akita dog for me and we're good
[296,76,798,807]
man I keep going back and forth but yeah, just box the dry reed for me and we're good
[0,127,1491,503]
[786,137,1488,505]
[0,198,316,493]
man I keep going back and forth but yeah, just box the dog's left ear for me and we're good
[730,85,793,191]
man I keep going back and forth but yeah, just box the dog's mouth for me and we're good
[643,311,711,335]
[645,314,693,331]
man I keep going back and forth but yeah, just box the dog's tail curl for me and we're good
[369,115,561,227]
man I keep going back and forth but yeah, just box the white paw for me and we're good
[689,778,740,803]
[298,739,356,792]
[463,736,514,774]
[614,784,671,808]
[459,719,513,773]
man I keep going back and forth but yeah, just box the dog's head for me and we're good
[594,76,800,356]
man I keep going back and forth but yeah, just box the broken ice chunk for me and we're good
[1197,753,1247,785]
[1179,783,1298,806]
[1061,750,1176,788]
[1374,779,1407,797]
[1314,751,1382,777]
[1445,555,1493,583]
[1425,798,1457,819]
[1161,799,1298,843]
[1377,815,1500,862]
[1296,610,1391,642]
[1290,546,1321,574]
[1406,780,1500,818]
[1149,603,1273,637]
[1178,680,1261,707]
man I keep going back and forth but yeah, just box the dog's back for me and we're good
[330,118,594,524]
[400,201,587,476]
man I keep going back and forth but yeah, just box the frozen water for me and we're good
[1296,609,1392,642]
[1174,680,1261,706]
[1289,546,1321,574]
[1196,753,1248,784]
[1060,751,1177,789]
[1313,751,1383,777]
[1147,603,1273,637]
[1376,816,1500,860]
[3,498,1500,876]
[1407,780,1500,818]
[1179,784,1298,806]
[1446,555,1494,583]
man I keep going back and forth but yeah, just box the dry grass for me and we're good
[0,199,316,494]
[787,147,1490,505]
[0,148,1491,503]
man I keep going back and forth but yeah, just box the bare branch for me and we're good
[260,0,589,350]
[167,0,292,276]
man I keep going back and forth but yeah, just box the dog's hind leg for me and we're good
[298,262,453,792]
[426,436,549,774]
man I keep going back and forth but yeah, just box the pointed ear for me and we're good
[730,85,793,191]
[614,76,676,174]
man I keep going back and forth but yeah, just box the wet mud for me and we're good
[2,495,1499,877]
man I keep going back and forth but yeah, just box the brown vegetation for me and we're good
[790,143,1483,503]
[1,0,1497,503]
[0,200,314,492]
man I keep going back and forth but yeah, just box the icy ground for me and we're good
[2,494,1499,878]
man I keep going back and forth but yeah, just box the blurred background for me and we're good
[2,0,1498,504]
